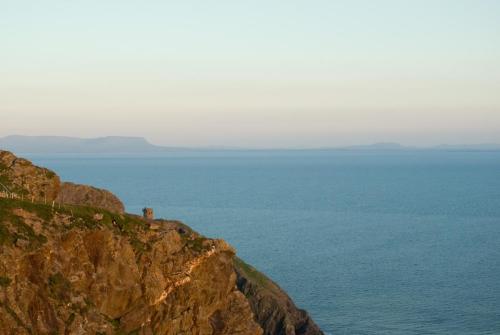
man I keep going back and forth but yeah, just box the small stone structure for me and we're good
[143,207,154,220]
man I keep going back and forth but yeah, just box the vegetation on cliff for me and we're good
[0,197,261,334]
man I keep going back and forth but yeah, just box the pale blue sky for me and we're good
[1,0,500,147]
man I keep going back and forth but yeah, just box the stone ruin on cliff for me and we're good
[143,207,154,220]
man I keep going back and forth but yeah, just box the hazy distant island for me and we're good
[1,135,500,154]
[0,135,169,154]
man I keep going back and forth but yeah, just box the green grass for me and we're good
[58,204,151,256]
[0,276,11,287]
[0,199,49,248]
[10,215,47,246]
[1,197,147,230]
[0,301,32,334]
[0,197,162,332]
[234,257,273,290]
[110,317,121,329]
[129,236,151,257]
[0,174,10,188]
[45,170,57,179]
[0,197,54,222]
[66,313,76,328]
[1,197,152,259]
[48,272,71,301]
[184,236,209,253]
[0,166,32,196]
[0,222,12,245]
[84,297,95,308]
[0,162,11,187]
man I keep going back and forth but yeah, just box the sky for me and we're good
[1,0,500,148]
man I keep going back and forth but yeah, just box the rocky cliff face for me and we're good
[0,151,60,201]
[0,200,262,334]
[0,150,324,335]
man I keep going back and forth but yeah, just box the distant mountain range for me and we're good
[0,135,170,153]
[1,135,499,153]
[340,142,412,151]
[339,142,500,151]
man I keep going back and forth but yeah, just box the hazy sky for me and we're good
[1,0,500,147]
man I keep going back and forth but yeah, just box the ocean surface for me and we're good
[27,150,500,334]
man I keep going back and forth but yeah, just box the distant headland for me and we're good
[1,135,500,154]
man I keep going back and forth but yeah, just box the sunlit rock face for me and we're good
[0,150,60,201]
[0,202,262,334]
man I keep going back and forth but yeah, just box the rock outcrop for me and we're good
[0,200,262,334]
[0,150,324,335]
[0,150,124,213]
[56,182,125,213]
[235,259,324,335]
[0,150,60,201]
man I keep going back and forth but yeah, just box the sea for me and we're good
[26,150,500,335]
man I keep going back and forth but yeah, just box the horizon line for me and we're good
[1,134,500,152]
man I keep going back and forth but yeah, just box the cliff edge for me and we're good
[235,259,323,335]
[0,150,323,335]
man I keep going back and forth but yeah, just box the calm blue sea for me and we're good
[27,151,500,335]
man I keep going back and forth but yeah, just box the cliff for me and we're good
[0,150,323,335]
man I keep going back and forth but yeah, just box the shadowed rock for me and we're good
[235,258,324,335]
